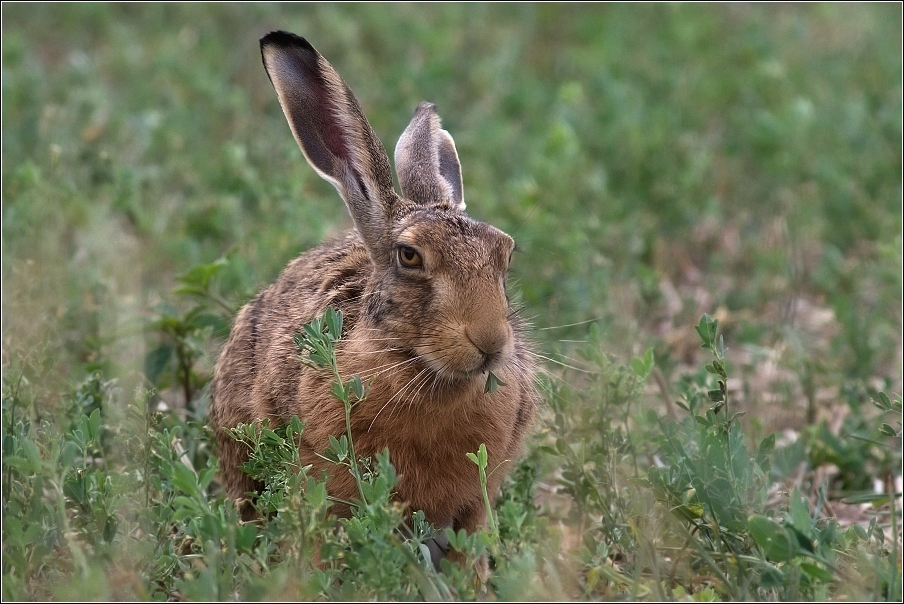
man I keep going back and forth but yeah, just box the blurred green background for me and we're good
[2,3,901,433]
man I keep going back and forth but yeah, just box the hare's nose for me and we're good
[465,322,512,357]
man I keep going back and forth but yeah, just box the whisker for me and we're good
[541,349,595,368]
[389,369,432,423]
[362,356,420,381]
[338,347,404,356]
[368,367,429,430]
[535,317,603,331]
[525,350,595,374]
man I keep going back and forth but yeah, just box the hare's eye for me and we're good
[397,246,423,268]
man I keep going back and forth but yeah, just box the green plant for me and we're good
[539,322,660,597]
[647,315,849,600]
[145,255,236,419]
[292,306,369,503]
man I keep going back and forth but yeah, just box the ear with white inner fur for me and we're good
[394,102,465,210]
[260,31,400,266]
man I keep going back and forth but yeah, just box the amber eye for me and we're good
[397,246,423,268]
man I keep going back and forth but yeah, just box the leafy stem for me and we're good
[696,313,730,418]
[294,306,369,504]
[466,443,499,534]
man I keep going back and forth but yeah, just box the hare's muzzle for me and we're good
[464,322,514,372]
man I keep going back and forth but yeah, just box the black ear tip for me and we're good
[414,101,437,117]
[260,30,315,53]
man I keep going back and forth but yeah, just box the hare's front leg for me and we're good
[444,503,490,580]
[453,502,487,534]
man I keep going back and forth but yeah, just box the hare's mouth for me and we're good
[415,344,509,382]
[475,351,504,374]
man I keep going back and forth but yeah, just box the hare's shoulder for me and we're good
[265,230,371,324]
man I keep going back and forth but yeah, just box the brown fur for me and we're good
[209,32,539,538]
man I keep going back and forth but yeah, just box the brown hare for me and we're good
[210,31,538,550]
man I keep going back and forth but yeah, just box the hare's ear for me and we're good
[260,31,399,266]
[394,102,465,211]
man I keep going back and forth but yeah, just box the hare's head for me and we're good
[261,32,519,382]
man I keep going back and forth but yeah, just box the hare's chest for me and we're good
[355,412,506,525]
[391,435,485,526]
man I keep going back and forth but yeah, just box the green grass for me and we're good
[2,3,901,601]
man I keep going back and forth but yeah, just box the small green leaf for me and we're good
[303,322,321,342]
[63,474,87,504]
[144,344,174,384]
[878,423,898,437]
[4,516,23,546]
[707,389,724,402]
[800,562,833,582]
[820,522,838,549]
[244,422,261,440]
[757,433,776,457]
[842,492,892,506]
[630,357,646,377]
[630,348,654,379]
[350,375,365,400]
[847,524,868,541]
[748,514,797,562]
[306,481,327,509]
[171,462,200,498]
[330,380,350,402]
[695,314,718,347]
[712,360,726,378]
[87,408,102,441]
[175,256,228,290]
[171,496,201,520]
[262,429,285,445]
[727,411,746,423]
[477,443,488,466]
[868,515,878,539]
[327,434,347,461]
[60,441,79,468]
[325,306,343,341]
[199,467,217,491]
[789,487,813,532]
[675,503,705,519]
[759,564,785,589]
[235,523,258,553]
[485,371,506,393]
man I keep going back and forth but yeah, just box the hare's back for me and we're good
[211,231,370,426]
